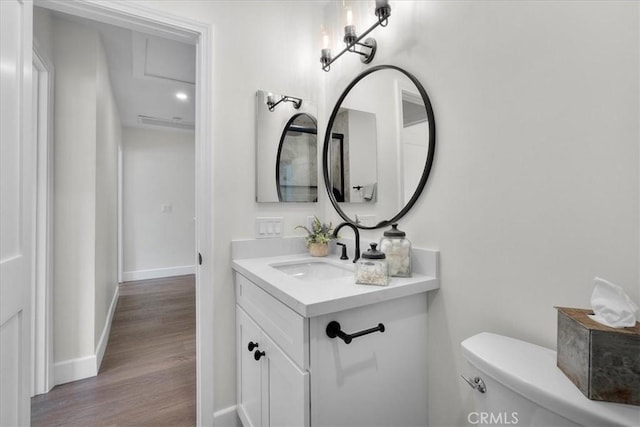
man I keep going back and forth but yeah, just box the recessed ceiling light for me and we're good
[175,92,188,101]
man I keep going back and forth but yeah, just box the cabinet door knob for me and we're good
[254,350,266,361]
[248,341,259,351]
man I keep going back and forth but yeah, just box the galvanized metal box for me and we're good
[556,307,640,406]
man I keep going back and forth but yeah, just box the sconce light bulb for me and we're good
[343,7,357,44]
[322,33,330,49]
[267,93,276,107]
[175,91,188,101]
[344,25,357,45]
[321,48,332,70]
[375,0,391,26]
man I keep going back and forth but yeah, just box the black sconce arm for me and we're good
[267,95,302,112]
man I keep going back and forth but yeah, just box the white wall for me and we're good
[50,15,99,363]
[322,2,639,426]
[36,11,121,379]
[122,127,195,280]
[122,0,638,421]
[95,36,121,348]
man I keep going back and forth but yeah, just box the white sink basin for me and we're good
[271,259,352,282]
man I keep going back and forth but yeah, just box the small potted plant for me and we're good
[296,216,334,257]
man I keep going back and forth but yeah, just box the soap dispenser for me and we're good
[380,223,412,277]
[355,243,389,286]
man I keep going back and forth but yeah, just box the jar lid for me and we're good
[362,243,386,259]
[383,223,406,237]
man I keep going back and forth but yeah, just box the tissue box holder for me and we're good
[555,307,640,406]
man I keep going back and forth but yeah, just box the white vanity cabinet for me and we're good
[235,271,429,427]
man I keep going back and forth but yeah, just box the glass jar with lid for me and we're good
[355,243,389,286]
[379,223,412,277]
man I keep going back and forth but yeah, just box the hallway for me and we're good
[31,275,196,426]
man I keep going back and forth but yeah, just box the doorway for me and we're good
[30,2,214,425]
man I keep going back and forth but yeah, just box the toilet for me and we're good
[461,332,640,426]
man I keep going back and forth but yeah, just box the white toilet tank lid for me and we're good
[461,332,640,427]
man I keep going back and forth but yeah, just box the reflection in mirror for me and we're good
[400,87,429,205]
[276,113,318,202]
[256,90,317,202]
[328,108,377,203]
[323,65,435,229]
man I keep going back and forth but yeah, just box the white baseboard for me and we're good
[96,285,119,371]
[53,355,97,385]
[214,405,239,427]
[121,265,195,282]
[54,286,120,386]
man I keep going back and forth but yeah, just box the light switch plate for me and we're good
[255,217,284,239]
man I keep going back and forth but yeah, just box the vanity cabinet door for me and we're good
[237,305,310,427]
[237,307,262,427]
[261,332,310,427]
[309,294,428,427]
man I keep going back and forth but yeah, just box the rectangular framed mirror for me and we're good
[255,90,317,203]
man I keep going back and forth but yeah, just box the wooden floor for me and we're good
[31,275,196,427]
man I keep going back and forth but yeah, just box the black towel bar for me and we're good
[326,321,385,344]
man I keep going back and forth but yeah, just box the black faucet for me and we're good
[333,222,360,263]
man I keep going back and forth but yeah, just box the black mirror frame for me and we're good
[322,64,436,229]
[275,112,318,202]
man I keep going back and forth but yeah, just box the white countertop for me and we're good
[232,252,440,318]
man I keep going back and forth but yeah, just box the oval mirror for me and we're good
[323,65,436,229]
[276,113,318,202]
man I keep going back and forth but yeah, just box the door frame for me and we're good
[32,42,54,396]
[34,1,215,425]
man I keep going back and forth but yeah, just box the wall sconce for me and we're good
[320,0,391,72]
[266,94,303,112]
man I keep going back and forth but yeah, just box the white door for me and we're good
[1,0,34,425]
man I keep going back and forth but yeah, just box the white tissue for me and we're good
[588,277,638,328]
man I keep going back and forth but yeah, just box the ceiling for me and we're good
[47,9,196,131]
